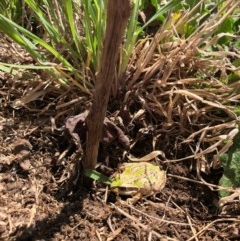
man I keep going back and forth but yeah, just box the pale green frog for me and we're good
[110,162,166,203]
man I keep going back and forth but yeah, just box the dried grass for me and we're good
[124,0,240,172]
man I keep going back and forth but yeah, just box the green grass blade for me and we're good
[0,14,43,60]
[65,0,83,60]
[0,64,18,75]
[0,62,58,70]
[119,0,142,76]
[84,169,112,185]
[24,0,61,42]
[142,0,181,29]
[0,14,73,66]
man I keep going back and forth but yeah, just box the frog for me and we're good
[110,162,166,203]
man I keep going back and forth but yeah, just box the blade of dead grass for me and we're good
[125,0,240,167]
[111,203,180,240]
[187,218,240,241]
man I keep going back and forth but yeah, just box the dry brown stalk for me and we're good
[83,0,131,185]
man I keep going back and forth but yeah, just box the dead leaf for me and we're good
[19,159,31,171]
[65,112,130,150]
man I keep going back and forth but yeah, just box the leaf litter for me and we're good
[1,3,240,239]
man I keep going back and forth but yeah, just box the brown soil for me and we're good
[0,36,240,241]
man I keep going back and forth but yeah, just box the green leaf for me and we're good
[219,132,240,197]
[142,0,180,29]
[185,0,197,9]
[228,72,240,84]
[216,17,234,45]
[232,58,240,68]
[150,0,158,9]
[84,169,112,185]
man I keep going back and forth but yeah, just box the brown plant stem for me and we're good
[83,0,131,185]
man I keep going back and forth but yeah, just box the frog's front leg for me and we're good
[127,192,142,204]
[116,192,142,205]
